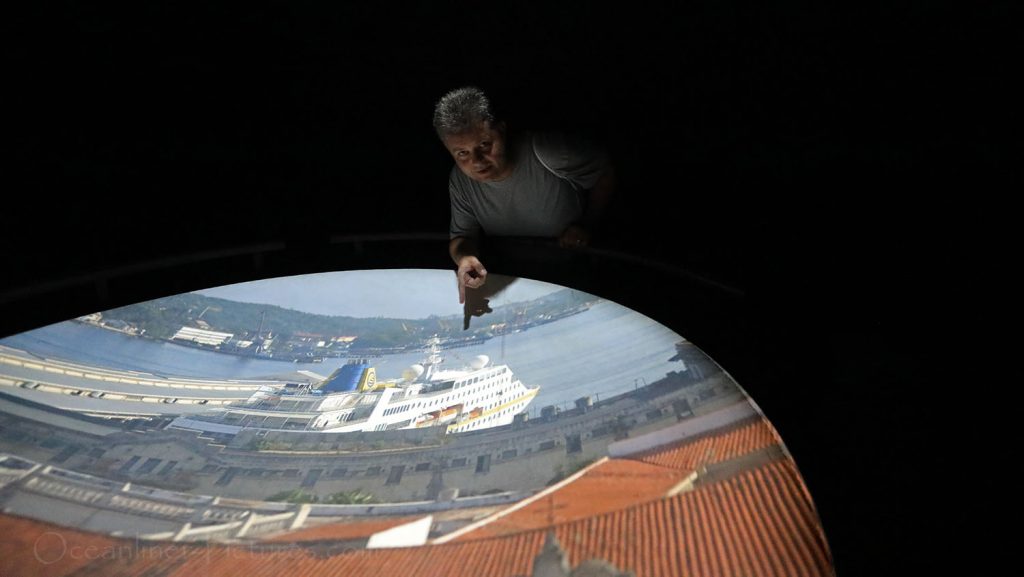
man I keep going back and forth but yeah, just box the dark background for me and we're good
[5,2,1017,574]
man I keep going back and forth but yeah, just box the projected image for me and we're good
[0,270,833,577]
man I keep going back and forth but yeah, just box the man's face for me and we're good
[442,121,512,183]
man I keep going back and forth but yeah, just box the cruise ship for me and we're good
[169,337,540,435]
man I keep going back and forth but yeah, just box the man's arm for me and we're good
[449,236,487,304]
[560,165,616,248]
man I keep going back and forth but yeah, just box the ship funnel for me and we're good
[469,355,489,370]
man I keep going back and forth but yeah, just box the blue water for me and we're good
[1,301,687,416]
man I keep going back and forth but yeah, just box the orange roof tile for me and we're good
[548,460,831,577]
[1,459,832,577]
[457,418,784,542]
[632,417,783,471]
[464,458,690,539]
[0,514,123,577]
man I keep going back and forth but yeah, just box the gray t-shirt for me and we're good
[448,131,609,239]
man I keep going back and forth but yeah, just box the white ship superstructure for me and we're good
[169,337,539,435]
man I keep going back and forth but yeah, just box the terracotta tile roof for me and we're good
[462,458,690,539]
[632,417,783,471]
[263,516,421,542]
[546,459,833,577]
[0,514,123,577]
[1,459,832,577]
[456,418,785,540]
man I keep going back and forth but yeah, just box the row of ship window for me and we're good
[380,376,511,417]
[374,402,526,432]
[454,367,508,389]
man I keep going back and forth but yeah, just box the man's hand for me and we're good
[559,224,591,249]
[456,255,488,304]
[463,296,493,330]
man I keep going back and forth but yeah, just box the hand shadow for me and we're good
[463,274,518,330]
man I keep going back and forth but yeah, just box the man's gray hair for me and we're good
[433,86,496,139]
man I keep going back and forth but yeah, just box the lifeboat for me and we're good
[415,410,440,427]
[438,404,463,423]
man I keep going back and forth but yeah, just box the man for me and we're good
[433,86,615,305]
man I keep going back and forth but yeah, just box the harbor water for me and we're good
[1,300,689,417]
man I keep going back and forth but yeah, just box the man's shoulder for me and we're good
[448,164,469,187]
[530,131,608,174]
[529,130,571,156]
[448,165,482,198]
